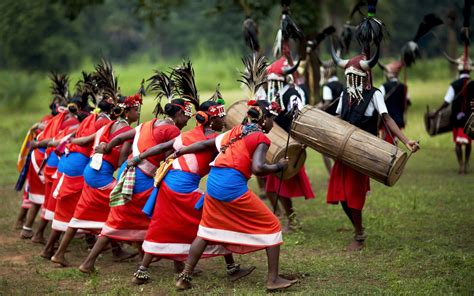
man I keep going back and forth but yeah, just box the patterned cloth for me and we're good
[109,166,136,207]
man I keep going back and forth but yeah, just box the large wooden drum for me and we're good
[464,113,474,138]
[291,106,408,186]
[226,100,306,180]
[424,105,452,136]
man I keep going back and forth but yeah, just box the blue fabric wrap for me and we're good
[194,167,248,210]
[46,152,59,167]
[61,152,89,177]
[38,147,46,153]
[57,156,67,174]
[164,170,200,193]
[142,170,201,218]
[117,161,154,194]
[83,160,115,189]
[142,186,159,218]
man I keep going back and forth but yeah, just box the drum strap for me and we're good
[336,126,357,161]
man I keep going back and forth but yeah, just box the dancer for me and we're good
[329,1,419,251]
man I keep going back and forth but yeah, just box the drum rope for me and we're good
[272,103,298,215]
[336,126,357,161]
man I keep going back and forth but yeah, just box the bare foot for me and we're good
[51,254,71,267]
[228,266,256,282]
[78,263,95,274]
[132,268,150,285]
[266,276,298,291]
[175,277,192,291]
[31,235,46,245]
[40,249,54,260]
[20,228,33,239]
[346,239,364,251]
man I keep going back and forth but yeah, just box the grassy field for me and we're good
[0,74,473,295]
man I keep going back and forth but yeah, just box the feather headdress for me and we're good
[238,54,267,100]
[172,60,200,110]
[95,58,119,103]
[208,83,225,105]
[147,70,175,117]
[49,72,70,99]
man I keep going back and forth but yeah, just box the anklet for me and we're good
[22,226,32,231]
[133,266,150,280]
[226,263,241,275]
[177,272,192,283]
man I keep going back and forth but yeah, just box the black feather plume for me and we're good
[243,17,260,53]
[95,59,119,104]
[463,0,472,28]
[313,26,336,47]
[413,13,443,42]
[147,70,174,117]
[281,13,304,41]
[401,41,419,67]
[49,72,70,99]
[172,61,200,110]
[237,54,267,99]
[209,83,224,104]
[356,17,386,49]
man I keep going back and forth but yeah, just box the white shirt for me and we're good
[379,78,410,100]
[278,84,306,111]
[322,76,339,102]
[444,73,470,103]
[336,89,388,116]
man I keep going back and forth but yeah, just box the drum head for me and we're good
[386,151,408,186]
[273,144,307,180]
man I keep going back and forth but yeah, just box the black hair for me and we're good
[247,100,271,123]
[98,99,113,113]
[111,95,125,119]
[164,98,186,117]
[196,101,218,124]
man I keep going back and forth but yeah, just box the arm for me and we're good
[118,141,132,168]
[127,139,175,167]
[172,138,216,159]
[251,143,288,176]
[71,133,95,146]
[433,86,454,115]
[95,129,135,154]
[381,113,419,152]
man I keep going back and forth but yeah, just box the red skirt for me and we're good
[326,160,370,210]
[142,183,229,260]
[41,166,60,221]
[27,149,46,205]
[100,188,153,242]
[198,190,283,254]
[69,181,116,231]
[265,166,315,199]
[52,175,84,232]
[453,127,472,144]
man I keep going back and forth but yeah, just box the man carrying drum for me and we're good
[329,3,419,251]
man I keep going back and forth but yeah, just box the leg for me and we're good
[347,208,366,251]
[31,218,49,244]
[322,155,332,175]
[265,245,297,290]
[21,204,40,239]
[15,207,28,230]
[40,229,61,259]
[51,227,78,266]
[223,253,256,282]
[175,237,208,290]
[111,240,138,262]
[464,143,471,174]
[279,197,300,233]
[266,192,282,217]
[79,235,110,273]
[455,144,464,174]
[132,253,155,285]
[341,202,354,225]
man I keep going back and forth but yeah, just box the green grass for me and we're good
[0,74,473,294]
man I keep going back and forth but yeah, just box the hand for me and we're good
[94,143,107,154]
[277,157,289,171]
[405,140,420,153]
[29,140,38,149]
[127,156,141,168]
